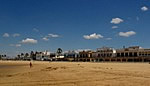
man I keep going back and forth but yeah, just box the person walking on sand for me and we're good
[30,62,32,68]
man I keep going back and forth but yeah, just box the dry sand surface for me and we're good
[0,61,150,86]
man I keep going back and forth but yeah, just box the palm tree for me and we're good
[21,53,24,58]
[25,53,29,58]
[4,55,6,57]
[57,48,63,56]
[30,51,36,60]
[17,55,21,59]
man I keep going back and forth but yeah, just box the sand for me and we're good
[0,61,150,86]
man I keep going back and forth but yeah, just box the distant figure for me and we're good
[30,62,32,68]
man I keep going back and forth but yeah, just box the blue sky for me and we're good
[0,0,150,56]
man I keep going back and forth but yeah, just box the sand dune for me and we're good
[0,61,150,86]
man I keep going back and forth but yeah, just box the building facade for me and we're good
[95,47,116,58]
[76,46,150,62]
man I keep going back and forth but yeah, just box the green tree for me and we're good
[21,53,24,58]
[17,55,21,59]
[57,48,62,55]
[30,51,36,60]
[25,53,29,58]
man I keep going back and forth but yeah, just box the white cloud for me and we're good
[3,33,9,37]
[42,33,60,41]
[10,44,21,47]
[141,6,148,11]
[13,33,20,37]
[42,37,49,41]
[119,31,136,37]
[33,28,39,32]
[48,34,59,38]
[21,38,38,44]
[112,26,118,29]
[83,33,103,40]
[111,18,124,24]
[106,38,112,40]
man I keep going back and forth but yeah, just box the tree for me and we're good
[21,53,24,58]
[57,48,62,55]
[17,55,21,59]
[4,55,6,57]
[30,51,36,60]
[25,53,29,58]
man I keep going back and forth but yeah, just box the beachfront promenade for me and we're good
[1,46,150,62]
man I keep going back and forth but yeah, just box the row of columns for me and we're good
[75,57,149,62]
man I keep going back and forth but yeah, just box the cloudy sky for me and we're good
[0,0,150,56]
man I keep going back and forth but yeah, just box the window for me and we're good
[110,54,112,56]
[121,53,124,57]
[98,54,100,57]
[117,53,120,57]
[125,53,128,57]
[134,52,137,57]
[129,52,132,57]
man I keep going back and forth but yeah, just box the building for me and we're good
[14,46,150,62]
[77,50,95,62]
[64,50,79,61]
[35,51,51,61]
[79,50,93,58]
[75,46,150,62]
[91,47,116,62]
[95,47,116,58]
[116,46,150,62]
[116,46,140,57]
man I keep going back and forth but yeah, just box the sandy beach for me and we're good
[0,61,150,86]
